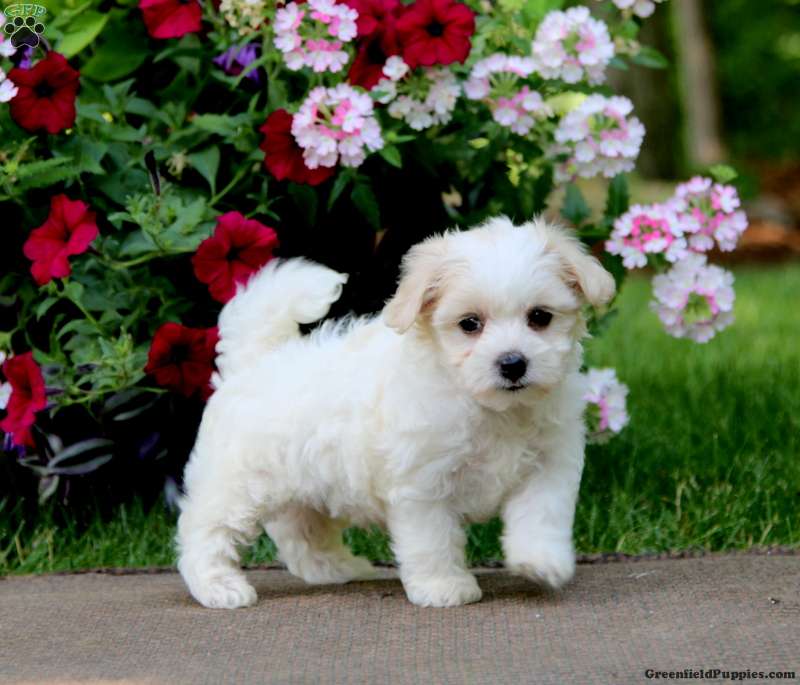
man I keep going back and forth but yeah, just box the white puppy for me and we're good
[177,216,615,609]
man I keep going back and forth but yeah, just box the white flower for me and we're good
[551,94,644,181]
[384,67,460,130]
[382,56,409,81]
[292,84,383,169]
[219,0,267,34]
[651,254,735,343]
[583,367,629,442]
[274,0,358,73]
[0,68,18,103]
[606,202,687,269]
[531,7,615,85]
[0,382,12,411]
[606,0,667,19]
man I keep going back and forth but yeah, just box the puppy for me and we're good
[176,216,615,609]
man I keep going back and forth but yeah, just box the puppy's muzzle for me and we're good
[497,352,528,384]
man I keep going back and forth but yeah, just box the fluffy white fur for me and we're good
[177,216,615,609]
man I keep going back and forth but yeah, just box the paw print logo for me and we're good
[3,4,47,49]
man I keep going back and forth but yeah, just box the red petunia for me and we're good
[139,0,202,39]
[8,52,80,134]
[345,0,402,89]
[145,323,219,400]
[192,211,279,304]
[259,109,334,187]
[396,0,475,68]
[0,353,47,448]
[23,195,98,286]
[344,0,401,39]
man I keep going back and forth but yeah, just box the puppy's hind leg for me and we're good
[177,494,262,609]
[266,507,377,585]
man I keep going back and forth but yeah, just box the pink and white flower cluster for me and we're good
[531,7,615,85]
[607,0,667,19]
[291,84,384,168]
[374,58,461,131]
[552,95,645,181]
[674,176,748,253]
[606,203,687,269]
[651,253,735,343]
[274,0,358,73]
[583,367,629,443]
[607,177,747,270]
[464,54,552,135]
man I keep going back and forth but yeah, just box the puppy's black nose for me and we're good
[498,352,527,382]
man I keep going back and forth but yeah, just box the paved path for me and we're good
[1,553,798,684]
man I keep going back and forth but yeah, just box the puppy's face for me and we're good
[384,217,615,410]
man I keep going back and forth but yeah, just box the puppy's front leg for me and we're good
[502,430,584,590]
[388,500,482,608]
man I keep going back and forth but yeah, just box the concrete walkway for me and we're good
[1,553,798,684]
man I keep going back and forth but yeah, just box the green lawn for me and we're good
[2,264,799,574]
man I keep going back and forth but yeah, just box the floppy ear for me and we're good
[545,224,616,308]
[383,234,448,333]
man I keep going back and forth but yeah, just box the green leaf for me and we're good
[631,46,669,69]
[192,113,254,137]
[12,157,72,180]
[561,183,590,226]
[36,297,59,320]
[378,145,403,169]
[81,29,148,82]
[709,164,738,184]
[187,147,220,194]
[521,0,564,23]
[56,11,109,58]
[327,172,352,211]
[352,182,381,230]
[288,183,318,226]
[604,174,630,221]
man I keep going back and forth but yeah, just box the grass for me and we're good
[2,264,799,574]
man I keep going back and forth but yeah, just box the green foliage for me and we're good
[707,0,800,160]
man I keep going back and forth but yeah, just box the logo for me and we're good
[3,4,47,49]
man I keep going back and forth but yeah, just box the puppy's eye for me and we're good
[528,308,553,329]
[458,315,483,334]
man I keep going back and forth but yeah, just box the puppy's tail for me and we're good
[215,258,348,380]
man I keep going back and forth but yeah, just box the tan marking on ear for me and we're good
[542,222,616,307]
[383,234,449,333]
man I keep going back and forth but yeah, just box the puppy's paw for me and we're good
[505,537,575,590]
[402,573,482,608]
[192,574,258,609]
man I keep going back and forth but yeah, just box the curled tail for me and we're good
[215,258,348,380]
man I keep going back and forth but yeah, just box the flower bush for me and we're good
[0,0,747,501]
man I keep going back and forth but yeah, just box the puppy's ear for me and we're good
[545,224,616,307]
[383,234,448,333]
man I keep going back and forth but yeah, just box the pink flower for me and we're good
[583,367,629,443]
[292,84,384,168]
[531,7,615,85]
[651,254,735,343]
[672,177,748,253]
[606,203,687,269]
[274,0,358,73]
[464,54,551,135]
[551,94,644,181]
